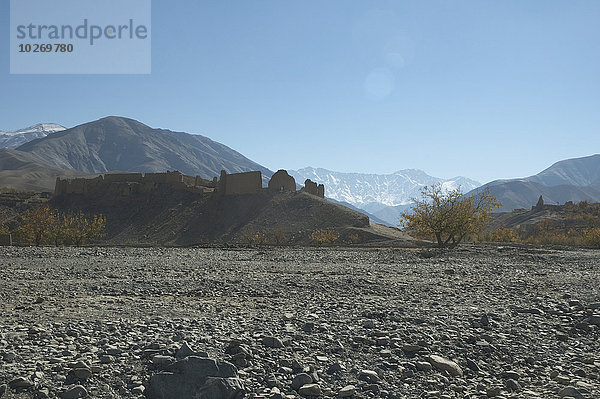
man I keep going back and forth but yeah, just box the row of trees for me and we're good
[1,205,106,246]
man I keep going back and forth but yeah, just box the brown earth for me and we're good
[49,190,417,247]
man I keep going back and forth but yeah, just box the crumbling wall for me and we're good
[182,175,196,187]
[268,170,296,193]
[54,169,316,199]
[303,179,318,195]
[218,170,262,195]
[301,179,325,198]
[144,171,184,185]
[0,234,12,246]
[55,176,104,195]
[194,176,216,188]
[104,173,143,183]
[55,177,67,195]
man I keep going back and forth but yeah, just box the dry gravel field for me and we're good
[0,245,599,399]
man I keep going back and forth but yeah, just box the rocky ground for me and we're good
[0,245,599,399]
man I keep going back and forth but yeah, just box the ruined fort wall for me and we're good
[194,176,216,188]
[104,173,143,183]
[182,175,196,187]
[143,171,184,185]
[220,171,262,195]
[55,170,318,199]
[268,170,296,193]
[0,234,13,246]
[301,179,325,198]
[303,179,318,195]
[317,184,324,198]
[55,176,104,195]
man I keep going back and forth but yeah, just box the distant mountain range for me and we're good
[289,168,481,226]
[0,116,274,191]
[0,123,65,148]
[467,154,600,211]
[1,117,598,225]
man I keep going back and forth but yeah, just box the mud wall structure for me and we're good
[55,169,325,199]
[55,171,217,196]
[268,170,296,193]
[301,179,325,198]
[218,170,262,195]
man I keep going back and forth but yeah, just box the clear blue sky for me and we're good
[1,1,599,183]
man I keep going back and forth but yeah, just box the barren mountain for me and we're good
[528,154,600,187]
[0,148,88,192]
[469,154,600,211]
[16,116,273,183]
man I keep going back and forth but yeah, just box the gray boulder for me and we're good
[148,356,245,399]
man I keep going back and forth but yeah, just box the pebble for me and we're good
[0,246,599,398]
[60,385,88,399]
[292,373,313,390]
[338,385,356,397]
[427,355,463,377]
[558,386,585,399]
[262,336,285,348]
[8,377,34,389]
[73,367,92,380]
[298,383,321,396]
[358,369,379,383]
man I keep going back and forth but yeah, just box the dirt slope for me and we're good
[0,148,89,192]
[50,190,417,246]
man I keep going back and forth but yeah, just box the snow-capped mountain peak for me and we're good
[0,123,66,148]
[289,167,481,226]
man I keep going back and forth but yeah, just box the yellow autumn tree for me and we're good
[14,207,106,246]
[61,211,106,246]
[310,228,340,245]
[400,185,501,249]
[14,205,56,246]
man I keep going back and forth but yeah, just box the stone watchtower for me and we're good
[533,195,544,211]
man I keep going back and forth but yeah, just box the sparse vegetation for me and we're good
[58,211,107,246]
[310,228,340,245]
[480,201,600,248]
[347,233,360,244]
[243,231,267,245]
[400,185,501,249]
[10,205,106,246]
[271,226,287,245]
[481,224,600,248]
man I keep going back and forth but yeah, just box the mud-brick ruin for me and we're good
[54,169,325,198]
